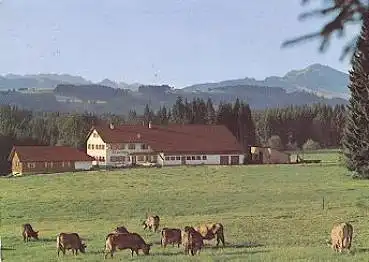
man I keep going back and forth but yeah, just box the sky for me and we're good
[0,0,361,87]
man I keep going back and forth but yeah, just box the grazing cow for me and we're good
[104,232,152,258]
[161,228,182,248]
[142,215,160,232]
[56,233,87,256]
[182,226,204,256]
[114,226,129,234]
[330,222,353,253]
[194,223,225,247]
[22,223,39,242]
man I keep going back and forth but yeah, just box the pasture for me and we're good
[1,150,369,261]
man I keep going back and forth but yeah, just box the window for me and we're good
[137,155,145,161]
[44,162,53,168]
[95,144,99,150]
[141,144,149,150]
[101,145,105,150]
[126,156,131,162]
[191,156,196,160]
[196,156,201,160]
[101,156,105,162]
[118,144,125,150]
[128,144,136,150]
[110,156,117,162]
[165,156,170,161]
[91,144,95,150]
[27,162,36,169]
[176,156,180,160]
[88,144,91,150]
[170,156,176,161]
[202,156,207,160]
[186,156,191,160]
[93,133,98,138]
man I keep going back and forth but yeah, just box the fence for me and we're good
[0,236,2,262]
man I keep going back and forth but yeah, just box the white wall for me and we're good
[106,143,154,167]
[162,154,244,166]
[75,161,93,170]
[86,130,107,165]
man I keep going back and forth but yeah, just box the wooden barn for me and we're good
[8,146,95,175]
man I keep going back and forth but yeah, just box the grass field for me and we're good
[2,151,369,261]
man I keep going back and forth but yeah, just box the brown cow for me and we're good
[104,232,152,258]
[22,223,39,242]
[195,223,225,247]
[142,215,160,232]
[57,232,87,256]
[114,226,129,234]
[161,228,182,248]
[182,226,204,256]
[330,222,353,253]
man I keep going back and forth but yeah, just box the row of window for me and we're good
[164,155,208,161]
[88,144,150,151]
[25,162,72,169]
[88,144,105,150]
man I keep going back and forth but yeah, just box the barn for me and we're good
[86,122,245,167]
[8,146,95,175]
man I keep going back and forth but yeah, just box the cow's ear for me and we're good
[36,231,39,233]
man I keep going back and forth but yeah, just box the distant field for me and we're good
[2,150,369,261]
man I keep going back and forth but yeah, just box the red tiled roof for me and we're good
[8,146,95,162]
[92,124,244,154]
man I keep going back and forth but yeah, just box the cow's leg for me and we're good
[131,249,134,257]
[217,233,225,247]
[75,249,78,255]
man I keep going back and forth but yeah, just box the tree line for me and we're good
[0,97,346,174]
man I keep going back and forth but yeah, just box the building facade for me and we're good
[8,146,95,175]
[86,123,245,167]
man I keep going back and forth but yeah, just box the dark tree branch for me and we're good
[282,0,368,60]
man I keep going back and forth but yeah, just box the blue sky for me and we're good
[0,0,361,87]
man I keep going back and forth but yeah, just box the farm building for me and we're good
[8,146,95,175]
[86,122,245,167]
[250,146,290,164]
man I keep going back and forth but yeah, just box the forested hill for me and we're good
[3,83,347,115]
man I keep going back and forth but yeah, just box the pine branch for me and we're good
[282,0,368,60]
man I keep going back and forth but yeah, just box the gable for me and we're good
[87,129,106,144]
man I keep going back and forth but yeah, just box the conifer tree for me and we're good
[342,13,369,177]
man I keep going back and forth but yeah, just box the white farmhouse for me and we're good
[86,122,245,167]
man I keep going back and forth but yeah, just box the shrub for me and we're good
[302,139,321,151]
[268,135,284,150]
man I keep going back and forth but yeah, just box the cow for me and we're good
[330,222,353,253]
[182,226,204,256]
[142,215,160,232]
[104,232,152,259]
[56,232,87,256]
[194,223,225,247]
[161,228,182,248]
[22,223,39,242]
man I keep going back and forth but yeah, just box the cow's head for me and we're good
[79,242,87,253]
[142,243,152,255]
[33,231,39,240]
[115,226,128,233]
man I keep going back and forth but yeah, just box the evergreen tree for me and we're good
[342,13,369,177]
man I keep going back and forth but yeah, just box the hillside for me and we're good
[2,156,368,261]
[0,64,349,114]
[183,64,349,99]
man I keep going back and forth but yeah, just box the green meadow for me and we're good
[1,150,369,261]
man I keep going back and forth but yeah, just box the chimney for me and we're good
[109,123,114,130]
[148,121,152,129]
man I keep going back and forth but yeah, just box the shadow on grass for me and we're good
[205,242,264,249]
[352,248,369,254]
[38,238,55,243]
[1,247,16,251]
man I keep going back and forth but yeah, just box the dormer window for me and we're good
[141,144,149,150]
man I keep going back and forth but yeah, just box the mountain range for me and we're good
[0,63,350,114]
